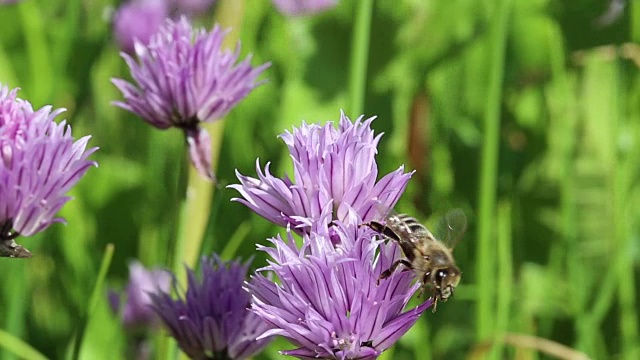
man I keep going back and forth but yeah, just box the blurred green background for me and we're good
[1,0,639,359]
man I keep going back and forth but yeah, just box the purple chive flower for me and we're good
[272,0,338,16]
[151,255,272,360]
[248,219,431,359]
[113,0,169,55]
[109,261,172,332]
[112,17,270,181]
[0,85,97,258]
[230,112,412,232]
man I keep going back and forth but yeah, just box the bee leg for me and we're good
[360,221,402,242]
[377,259,412,285]
[431,297,439,313]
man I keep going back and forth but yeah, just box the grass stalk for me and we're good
[493,200,513,357]
[475,0,512,343]
[70,244,115,360]
[545,20,586,355]
[614,68,640,360]
[0,328,47,360]
[1,261,29,360]
[348,0,374,117]
[632,0,640,42]
[220,221,251,260]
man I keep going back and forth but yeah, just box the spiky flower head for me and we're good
[151,255,272,360]
[230,111,412,233]
[272,0,338,16]
[0,84,98,258]
[248,216,431,359]
[112,17,270,181]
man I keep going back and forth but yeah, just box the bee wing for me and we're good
[436,208,467,249]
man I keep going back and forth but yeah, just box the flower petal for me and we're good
[185,126,215,181]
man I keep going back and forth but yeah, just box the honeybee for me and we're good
[363,210,466,312]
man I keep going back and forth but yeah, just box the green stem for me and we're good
[348,0,374,117]
[169,3,246,359]
[173,0,246,280]
[475,0,511,343]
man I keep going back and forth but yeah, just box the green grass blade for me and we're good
[17,0,53,104]
[1,258,31,360]
[632,0,640,42]
[614,70,640,360]
[475,0,512,343]
[493,200,513,358]
[69,243,115,360]
[0,328,47,360]
[220,221,251,260]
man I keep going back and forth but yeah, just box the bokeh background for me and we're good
[0,0,639,359]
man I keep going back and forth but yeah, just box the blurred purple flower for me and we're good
[230,111,412,232]
[109,261,172,331]
[272,0,338,16]
[112,17,269,181]
[248,219,431,359]
[169,0,216,17]
[0,85,97,258]
[151,255,272,360]
[113,0,169,54]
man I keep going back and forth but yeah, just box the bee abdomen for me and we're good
[391,214,429,234]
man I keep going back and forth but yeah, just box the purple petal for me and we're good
[374,300,432,350]
[230,111,413,229]
[112,18,269,126]
[250,224,426,359]
[0,84,97,247]
[151,256,272,359]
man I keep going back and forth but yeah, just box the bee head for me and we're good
[432,266,461,301]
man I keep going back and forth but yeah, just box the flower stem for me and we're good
[174,125,218,273]
[170,4,246,360]
[348,0,374,117]
[173,0,246,280]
